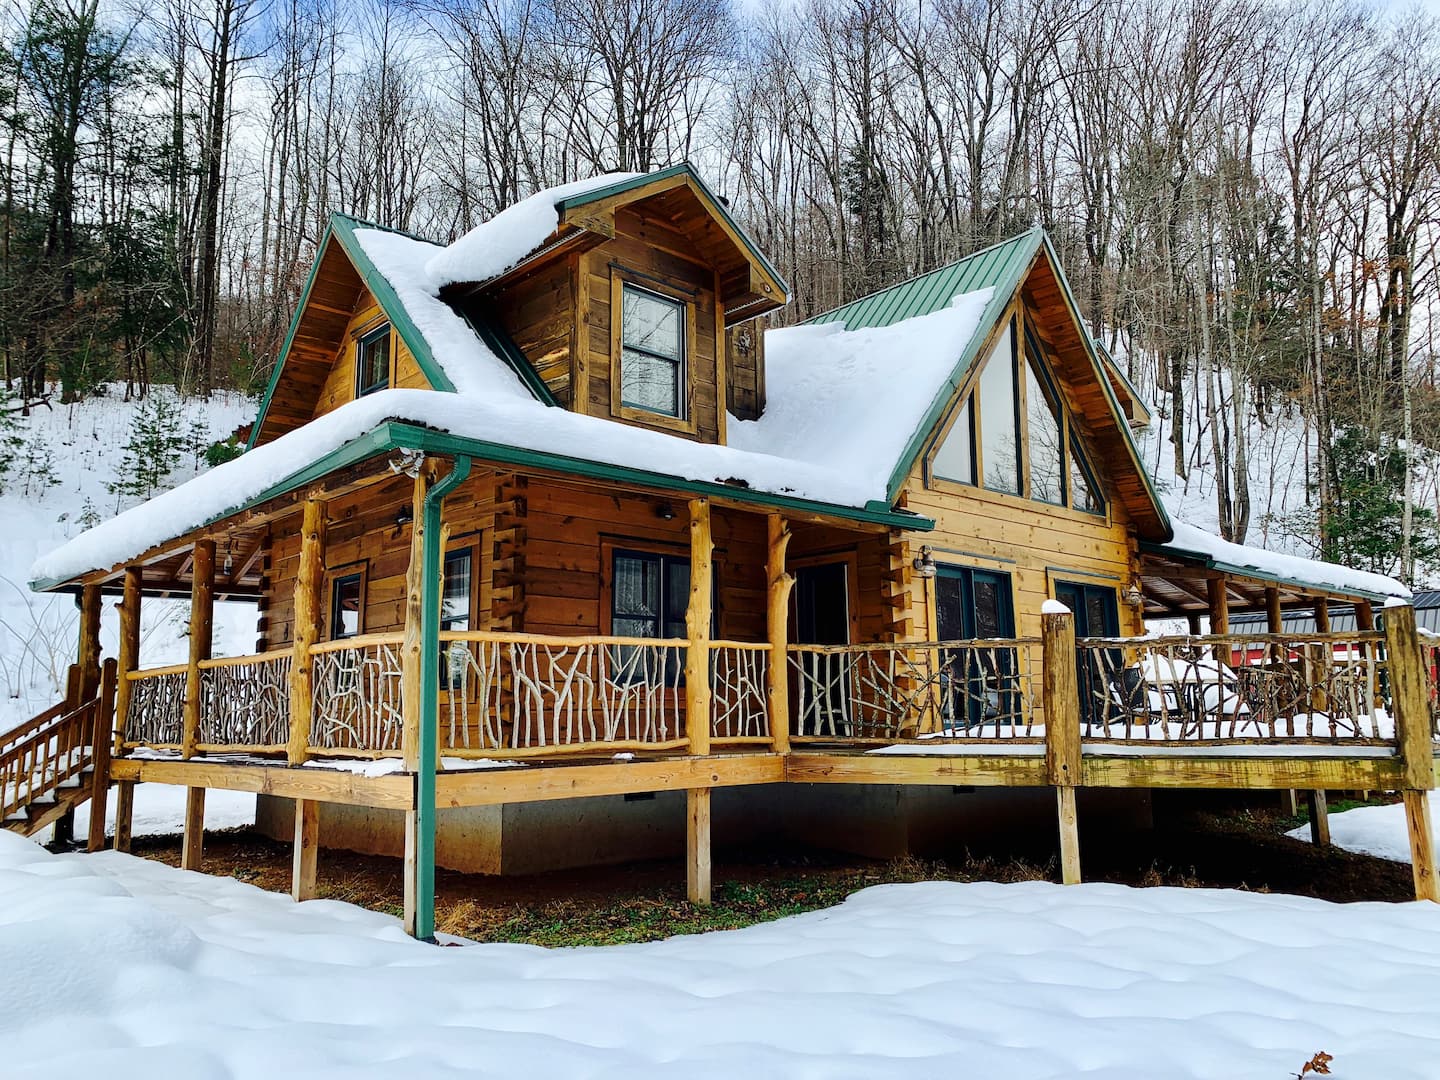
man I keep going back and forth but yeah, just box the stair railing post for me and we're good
[87,658,117,852]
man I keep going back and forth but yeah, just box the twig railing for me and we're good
[1075,633,1392,745]
[310,635,406,754]
[440,630,689,756]
[788,639,1043,743]
[710,640,771,742]
[198,649,292,752]
[123,664,187,749]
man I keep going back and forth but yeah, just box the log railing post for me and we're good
[1043,605,1081,884]
[86,658,117,852]
[287,499,327,765]
[1383,601,1438,901]
[114,567,141,755]
[401,473,428,773]
[686,497,713,758]
[182,540,215,760]
[765,514,793,754]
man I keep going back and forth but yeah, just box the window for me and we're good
[978,318,1020,494]
[329,572,363,639]
[934,565,1017,729]
[356,324,391,397]
[610,549,699,685]
[928,310,1106,516]
[620,284,685,418]
[440,548,473,688]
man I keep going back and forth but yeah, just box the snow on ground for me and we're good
[1287,792,1440,864]
[1,388,259,728]
[3,832,1440,1079]
[57,783,257,842]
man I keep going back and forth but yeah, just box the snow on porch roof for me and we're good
[29,389,933,590]
[1143,519,1410,604]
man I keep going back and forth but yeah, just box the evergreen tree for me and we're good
[106,392,184,504]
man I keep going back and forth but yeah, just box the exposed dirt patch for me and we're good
[118,790,1417,945]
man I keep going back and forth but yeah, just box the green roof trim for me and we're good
[557,162,791,301]
[467,312,559,407]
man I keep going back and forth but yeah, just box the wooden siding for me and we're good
[726,321,765,420]
[311,289,429,421]
[576,208,724,442]
[483,258,576,405]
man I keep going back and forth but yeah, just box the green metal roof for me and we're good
[812,229,1041,331]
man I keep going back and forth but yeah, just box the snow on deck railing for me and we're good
[1074,633,1393,745]
[787,639,1044,743]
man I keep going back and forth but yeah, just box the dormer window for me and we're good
[620,284,685,418]
[356,324,391,397]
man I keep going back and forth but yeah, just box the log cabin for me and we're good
[8,163,1439,939]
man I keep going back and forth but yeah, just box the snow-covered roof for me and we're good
[1151,519,1410,602]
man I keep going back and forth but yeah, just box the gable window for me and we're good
[329,572,363,640]
[356,324,391,397]
[620,284,685,418]
[928,310,1106,516]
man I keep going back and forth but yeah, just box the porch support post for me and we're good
[292,798,319,901]
[77,582,102,701]
[114,567,141,756]
[1306,790,1331,846]
[112,780,134,853]
[686,498,713,758]
[181,786,205,871]
[1383,601,1438,901]
[287,498,327,765]
[1206,574,1228,637]
[687,787,711,905]
[1265,587,1292,813]
[766,514,793,754]
[85,658,117,852]
[1043,606,1081,884]
[402,456,471,941]
[181,540,215,760]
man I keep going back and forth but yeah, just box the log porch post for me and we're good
[292,798,319,901]
[1383,601,1438,901]
[182,540,216,759]
[287,498,327,765]
[401,470,428,936]
[85,658,117,852]
[766,514,793,755]
[115,567,141,756]
[685,498,713,905]
[1043,606,1081,884]
[1265,588,1300,816]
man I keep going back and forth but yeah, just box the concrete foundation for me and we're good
[255,783,1152,876]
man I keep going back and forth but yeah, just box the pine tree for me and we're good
[106,393,185,504]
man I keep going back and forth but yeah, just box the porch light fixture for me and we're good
[388,448,426,478]
[655,502,676,521]
[1124,582,1145,609]
[912,545,937,579]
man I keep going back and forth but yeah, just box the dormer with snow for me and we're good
[247,165,787,450]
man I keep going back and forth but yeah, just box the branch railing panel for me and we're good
[1,699,96,823]
[198,650,292,750]
[1076,633,1392,745]
[710,641,770,741]
[123,665,187,747]
[1423,642,1440,741]
[310,638,405,753]
[440,631,690,754]
[789,639,1042,743]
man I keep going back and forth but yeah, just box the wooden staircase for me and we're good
[2,659,117,850]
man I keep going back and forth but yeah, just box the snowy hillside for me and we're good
[1,389,258,728]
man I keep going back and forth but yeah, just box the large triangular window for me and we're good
[928,311,1106,516]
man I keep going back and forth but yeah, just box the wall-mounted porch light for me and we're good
[912,545,937,579]
[655,502,676,521]
[1124,581,1145,609]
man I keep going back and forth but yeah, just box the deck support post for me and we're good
[765,515,793,754]
[77,582,102,702]
[1383,602,1438,901]
[686,498,713,758]
[112,780,134,852]
[1306,790,1330,846]
[1043,607,1081,884]
[115,568,141,756]
[181,786,205,871]
[687,787,712,905]
[292,798,319,901]
[86,658,117,852]
[287,498,327,765]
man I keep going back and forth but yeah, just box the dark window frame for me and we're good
[327,569,366,640]
[355,323,392,398]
